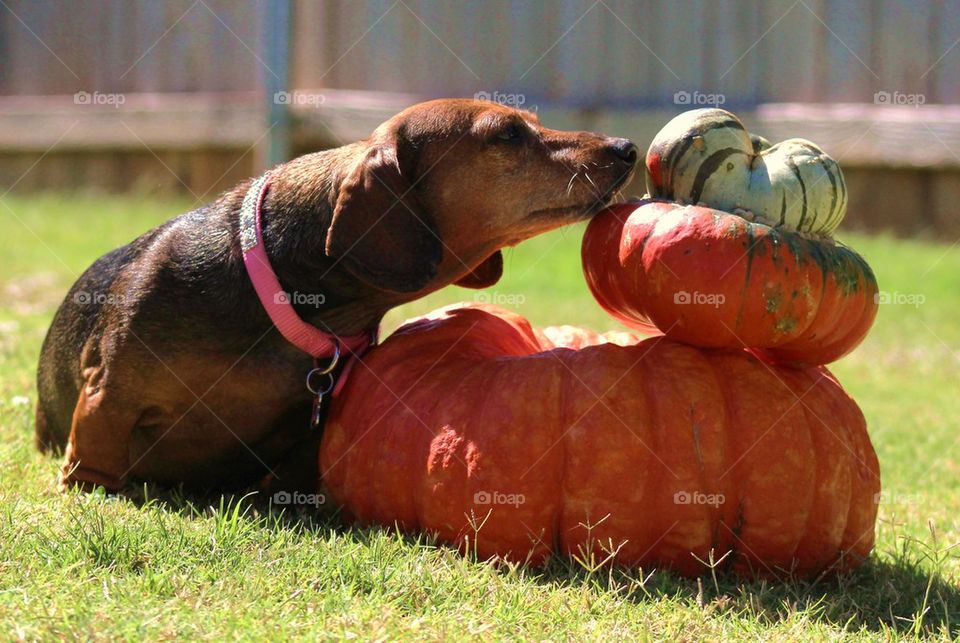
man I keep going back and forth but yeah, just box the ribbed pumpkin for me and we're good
[320,303,879,578]
[582,200,879,367]
[646,108,847,235]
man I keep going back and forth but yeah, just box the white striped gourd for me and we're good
[645,108,847,235]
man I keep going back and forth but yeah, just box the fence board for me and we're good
[928,1,960,103]
[820,0,873,103]
[759,0,822,103]
[709,0,760,107]
[876,0,932,97]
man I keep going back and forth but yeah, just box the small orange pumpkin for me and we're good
[581,200,879,367]
[320,303,879,578]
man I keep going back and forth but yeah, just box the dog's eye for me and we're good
[494,123,524,143]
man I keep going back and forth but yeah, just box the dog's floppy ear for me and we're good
[455,250,503,289]
[327,135,442,293]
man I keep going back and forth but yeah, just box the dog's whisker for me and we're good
[584,171,600,196]
[566,170,579,197]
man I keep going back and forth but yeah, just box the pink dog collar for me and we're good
[240,174,376,407]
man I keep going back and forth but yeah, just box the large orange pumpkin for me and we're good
[320,303,879,578]
[582,200,879,367]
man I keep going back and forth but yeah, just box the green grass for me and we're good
[1,193,959,640]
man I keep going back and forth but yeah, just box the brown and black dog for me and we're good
[36,98,637,494]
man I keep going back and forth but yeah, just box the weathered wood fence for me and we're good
[1,0,958,235]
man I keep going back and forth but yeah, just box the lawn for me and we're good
[1,193,958,640]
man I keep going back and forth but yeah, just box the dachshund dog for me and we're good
[35,98,638,493]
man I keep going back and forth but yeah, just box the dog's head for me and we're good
[327,98,637,294]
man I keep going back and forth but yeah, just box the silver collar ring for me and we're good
[306,343,341,395]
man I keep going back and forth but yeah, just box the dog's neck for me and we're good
[242,153,404,337]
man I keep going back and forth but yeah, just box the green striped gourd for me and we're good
[645,108,847,235]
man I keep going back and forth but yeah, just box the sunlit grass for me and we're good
[1,193,958,639]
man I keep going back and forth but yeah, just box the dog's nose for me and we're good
[607,138,639,166]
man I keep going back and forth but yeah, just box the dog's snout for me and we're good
[606,138,639,166]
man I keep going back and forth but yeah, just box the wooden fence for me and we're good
[3,0,958,104]
[1,0,959,235]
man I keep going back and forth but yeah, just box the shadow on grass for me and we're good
[531,548,960,638]
[115,483,957,638]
